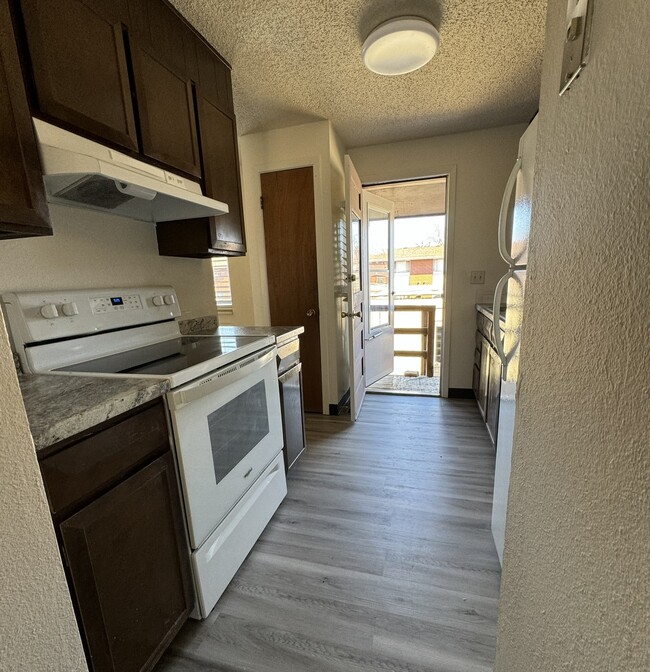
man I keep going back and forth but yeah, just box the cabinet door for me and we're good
[278,363,306,471]
[156,95,246,258]
[60,452,193,672]
[486,347,502,446]
[196,38,233,116]
[477,335,490,420]
[200,97,246,254]
[19,0,138,151]
[0,0,50,238]
[131,42,201,177]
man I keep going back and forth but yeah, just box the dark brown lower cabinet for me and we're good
[486,347,502,445]
[40,401,193,672]
[474,309,503,447]
[477,335,490,420]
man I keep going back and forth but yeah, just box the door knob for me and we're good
[306,308,317,317]
[341,311,362,318]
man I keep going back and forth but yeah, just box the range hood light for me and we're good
[115,181,157,201]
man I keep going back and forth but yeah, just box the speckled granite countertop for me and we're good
[194,325,305,345]
[19,373,170,454]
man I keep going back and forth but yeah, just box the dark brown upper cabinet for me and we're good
[128,0,201,178]
[131,41,201,177]
[0,0,50,239]
[156,94,246,257]
[196,38,233,116]
[19,0,138,152]
[199,96,245,253]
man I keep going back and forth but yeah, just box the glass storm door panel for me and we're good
[362,190,395,386]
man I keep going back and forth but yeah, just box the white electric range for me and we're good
[2,286,287,618]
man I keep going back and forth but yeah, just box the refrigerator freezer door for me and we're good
[491,269,526,565]
[510,115,539,267]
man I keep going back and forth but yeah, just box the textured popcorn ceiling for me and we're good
[170,0,547,147]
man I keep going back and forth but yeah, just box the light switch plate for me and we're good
[559,0,594,95]
[470,270,485,284]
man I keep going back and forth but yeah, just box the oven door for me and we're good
[167,346,283,548]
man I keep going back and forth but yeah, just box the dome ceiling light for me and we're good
[362,17,441,76]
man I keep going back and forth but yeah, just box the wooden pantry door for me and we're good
[261,166,323,413]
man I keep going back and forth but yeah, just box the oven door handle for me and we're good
[170,346,276,408]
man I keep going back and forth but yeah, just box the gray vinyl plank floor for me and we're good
[156,395,500,672]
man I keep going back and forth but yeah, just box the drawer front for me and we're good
[192,452,286,618]
[40,402,169,518]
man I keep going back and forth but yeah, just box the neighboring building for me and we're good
[369,244,444,296]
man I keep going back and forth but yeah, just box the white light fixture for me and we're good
[362,17,440,76]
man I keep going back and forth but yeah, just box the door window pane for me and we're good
[207,381,269,484]
[368,208,389,329]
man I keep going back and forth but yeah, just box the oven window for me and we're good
[207,380,270,484]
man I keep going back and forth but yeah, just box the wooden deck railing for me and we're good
[394,304,436,377]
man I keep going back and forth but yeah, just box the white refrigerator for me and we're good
[491,115,538,565]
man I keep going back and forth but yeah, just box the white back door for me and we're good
[344,156,366,419]
[363,190,395,385]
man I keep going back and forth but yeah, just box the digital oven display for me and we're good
[110,297,124,306]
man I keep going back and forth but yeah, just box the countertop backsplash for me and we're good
[179,314,219,336]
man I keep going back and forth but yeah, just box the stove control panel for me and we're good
[1,286,181,346]
[90,294,143,314]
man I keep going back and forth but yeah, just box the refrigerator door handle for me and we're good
[493,269,514,368]
[498,157,522,265]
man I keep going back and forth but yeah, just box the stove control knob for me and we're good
[163,294,176,306]
[40,303,59,319]
[61,302,79,317]
[152,295,165,306]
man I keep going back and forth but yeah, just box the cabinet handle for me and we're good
[306,308,317,317]
[492,270,512,368]
[341,311,361,318]
[499,157,522,266]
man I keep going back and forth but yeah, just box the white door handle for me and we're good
[492,270,513,367]
[498,157,522,266]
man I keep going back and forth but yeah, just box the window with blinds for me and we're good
[211,258,233,309]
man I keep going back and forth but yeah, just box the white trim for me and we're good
[440,166,456,398]
[359,167,456,399]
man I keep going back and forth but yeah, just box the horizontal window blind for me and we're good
[211,258,233,308]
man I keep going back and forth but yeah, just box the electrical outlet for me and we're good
[470,270,485,284]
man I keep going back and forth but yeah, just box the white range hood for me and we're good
[34,118,228,223]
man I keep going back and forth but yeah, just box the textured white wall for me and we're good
[0,205,217,320]
[349,124,525,390]
[0,313,87,671]
[495,1,650,670]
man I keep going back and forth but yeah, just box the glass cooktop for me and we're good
[56,335,269,377]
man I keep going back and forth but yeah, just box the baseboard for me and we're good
[447,388,475,399]
[329,389,350,416]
